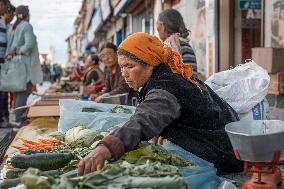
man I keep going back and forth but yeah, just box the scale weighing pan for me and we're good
[225,120,284,162]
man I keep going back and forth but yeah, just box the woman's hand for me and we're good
[77,145,111,176]
[83,85,96,96]
[95,93,110,103]
[4,51,16,60]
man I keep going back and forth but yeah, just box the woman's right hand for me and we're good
[77,145,111,176]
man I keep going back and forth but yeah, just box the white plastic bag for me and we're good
[58,99,135,133]
[58,110,133,133]
[239,98,269,121]
[205,60,270,115]
[218,180,237,189]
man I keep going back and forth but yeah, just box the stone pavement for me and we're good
[267,94,284,120]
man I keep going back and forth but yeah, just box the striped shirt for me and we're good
[179,37,197,75]
[0,17,7,63]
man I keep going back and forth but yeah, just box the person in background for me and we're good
[156,9,198,77]
[0,0,9,127]
[81,53,105,96]
[95,42,130,102]
[0,2,15,127]
[50,64,58,83]
[82,53,104,86]
[41,60,51,81]
[5,5,43,126]
[55,64,62,82]
[3,2,15,26]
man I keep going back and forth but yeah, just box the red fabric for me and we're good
[94,80,105,92]
[8,92,14,109]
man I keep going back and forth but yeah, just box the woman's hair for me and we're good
[158,9,190,39]
[13,5,29,30]
[89,53,99,65]
[99,42,117,52]
[0,0,8,6]
[117,48,147,66]
[6,3,15,13]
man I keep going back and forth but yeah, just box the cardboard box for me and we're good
[252,48,284,73]
[27,106,60,118]
[269,71,284,95]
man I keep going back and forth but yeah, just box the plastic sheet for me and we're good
[58,99,136,133]
[162,143,221,189]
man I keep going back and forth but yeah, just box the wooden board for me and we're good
[27,106,60,118]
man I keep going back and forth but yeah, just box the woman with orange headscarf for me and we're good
[78,33,243,176]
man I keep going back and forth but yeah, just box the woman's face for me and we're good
[84,55,94,69]
[100,48,118,69]
[156,20,167,41]
[118,55,153,90]
[0,2,5,15]
[4,12,15,24]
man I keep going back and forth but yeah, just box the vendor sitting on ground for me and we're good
[78,32,243,176]
[95,42,131,102]
[81,53,105,95]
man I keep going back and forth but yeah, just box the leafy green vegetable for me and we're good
[21,161,186,189]
[123,142,194,167]
[82,107,103,112]
[111,106,132,114]
[21,168,55,189]
[56,81,74,93]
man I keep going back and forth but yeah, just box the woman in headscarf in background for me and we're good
[78,32,243,176]
[5,5,43,126]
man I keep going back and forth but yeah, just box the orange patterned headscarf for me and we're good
[119,32,199,87]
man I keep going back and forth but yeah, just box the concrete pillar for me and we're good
[219,0,235,71]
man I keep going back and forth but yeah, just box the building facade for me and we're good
[67,0,283,80]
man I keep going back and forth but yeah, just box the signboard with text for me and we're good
[240,0,261,10]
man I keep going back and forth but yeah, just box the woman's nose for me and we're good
[121,68,128,78]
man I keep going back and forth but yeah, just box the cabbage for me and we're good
[65,125,103,146]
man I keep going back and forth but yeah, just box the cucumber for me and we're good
[5,168,62,179]
[24,150,46,155]
[10,153,73,171]
[0,178,21,189]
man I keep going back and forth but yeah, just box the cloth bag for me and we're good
[0,56,27,92]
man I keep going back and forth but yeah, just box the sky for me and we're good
[12,0,82,64]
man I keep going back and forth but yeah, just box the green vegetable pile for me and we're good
[111,106,132,114]
[1,123,194,189]
[56,81,74,93]
[122,142,194,167]
[18,161,186,189]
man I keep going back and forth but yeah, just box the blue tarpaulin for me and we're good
[163,143,221,189]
